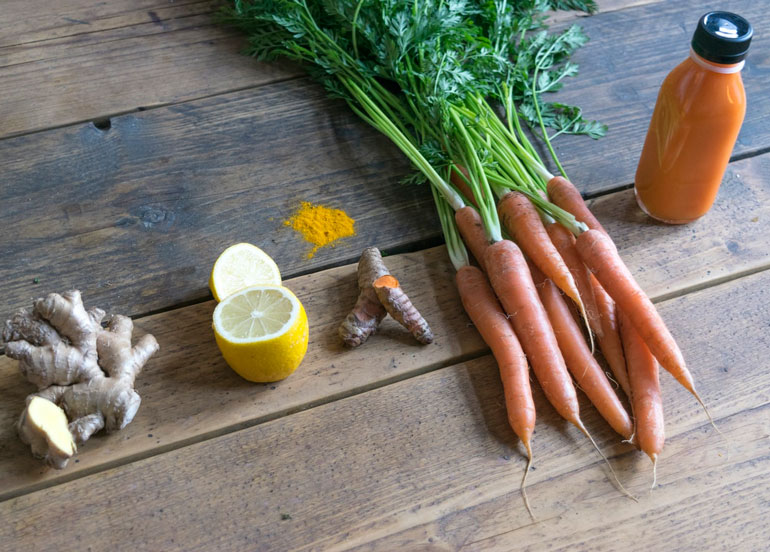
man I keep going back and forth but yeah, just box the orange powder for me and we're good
[284,202,356,258]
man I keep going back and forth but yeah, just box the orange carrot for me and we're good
[546,176,608,235]
[456,265,534,445]
[575,229,696,397]
[545,177,630,395]
[455,206,490,272]
[482,240,581,426]
[498,191,584,316]
[485,241,636,500]
[456,265,536,512]
[449,165,478,208]
[531,266,633,439]
[592,276,631,399]
[619,310,664,485]
[545,221,601,338]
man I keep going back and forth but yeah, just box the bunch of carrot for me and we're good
[437,169,680,498]
[226,0,711,511]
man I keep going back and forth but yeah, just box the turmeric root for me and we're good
[338,247,390,347]
[2,290,159,469]
[339,248,433,346]
[373,275,433,344]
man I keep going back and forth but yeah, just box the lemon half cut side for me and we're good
[209,243,282,302]
[213,285,309,382]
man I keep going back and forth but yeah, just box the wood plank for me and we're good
[0,7,298,138]
[0,1,218,47]
[3,155,770,498]
[0,247,481,500]
[1,269,769,550]
[0,0,643,138]
[4,0,767,172]
[547,0,663,24]
[0,77,422,318]
[2,0,643,47]
[2,106,770,320]
[585,154,770,300]
[546,0,769,195]
[364,405,770,552]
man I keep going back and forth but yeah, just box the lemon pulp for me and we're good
[209,243,281,302]
[213,286,308,382]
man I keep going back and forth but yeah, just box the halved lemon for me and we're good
[213,285,309,382]
[209,243,281,302]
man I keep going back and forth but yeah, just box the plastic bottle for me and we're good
[634,11,753,224]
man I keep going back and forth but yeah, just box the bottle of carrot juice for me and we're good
[634,11,753,224]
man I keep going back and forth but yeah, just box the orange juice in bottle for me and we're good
[634,12,753,224]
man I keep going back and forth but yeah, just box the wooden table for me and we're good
[2,1,769,550]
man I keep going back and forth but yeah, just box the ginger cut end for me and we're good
[26,396,76,458]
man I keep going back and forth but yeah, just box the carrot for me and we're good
[485,239,636,501]
[455,206,490,272]
[544,177,631,395]
[455,265,535,513]
[619,310,664,487]
[531,266,633,439]
[482,240,581,425]
[575,229,697,397]
[498,191,585,318]
[592,276,632,400]
[545,221,601,339]
[546,176,608,235]
[449,164,478,208]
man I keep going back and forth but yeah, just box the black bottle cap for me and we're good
[692,12,753,64]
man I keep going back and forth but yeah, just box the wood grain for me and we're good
[586,156,770,301]
[0,5,298,138]
[547,0,663,24]
[365,404,770,552]
[1,0,634,47]
[0,0,634,139]
[544,0,769,195]
[0,77,425,318]
[2,124,770,320]
[0,247,480,500]
[1,269,768,550]
[0,1,218,46]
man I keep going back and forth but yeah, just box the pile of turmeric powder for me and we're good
[284,202,356,258]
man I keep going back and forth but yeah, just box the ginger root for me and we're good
[3,290,159,469]
[339,248,432,346]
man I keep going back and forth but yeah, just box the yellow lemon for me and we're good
[213,285,309,382]
[209,243,281,302]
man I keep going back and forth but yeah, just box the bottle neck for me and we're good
[689,47,744,73]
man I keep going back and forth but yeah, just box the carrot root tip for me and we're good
[577,421,638,502]
[693,390,732,456]
[650,454,658,492]
[521,443,536,521]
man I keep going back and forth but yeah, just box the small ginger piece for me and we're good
[3,290,159,469]
[373,275,433,344]
[338,247,390,347]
